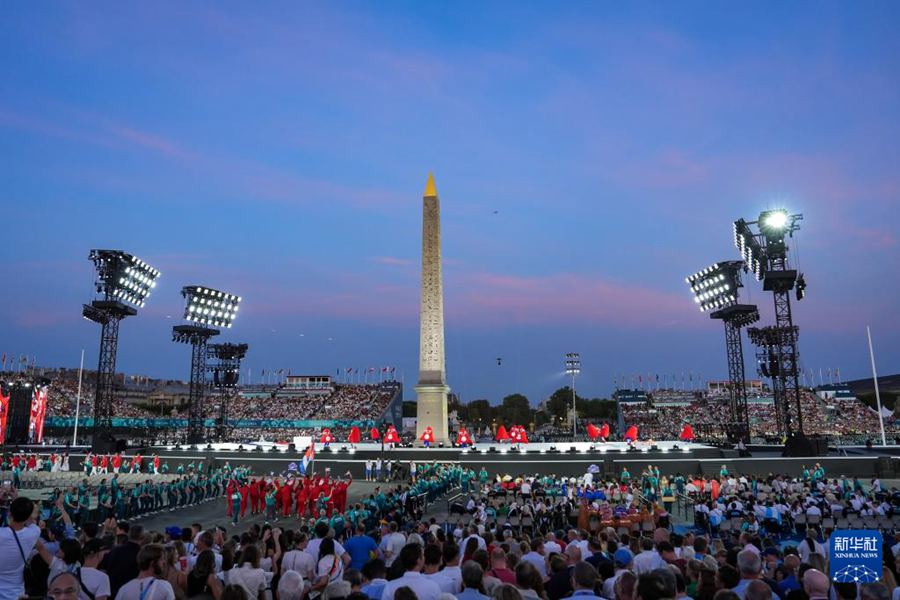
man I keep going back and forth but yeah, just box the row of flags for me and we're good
[342,367,396,374]
[615,367,845,390]
[1,354,37,371]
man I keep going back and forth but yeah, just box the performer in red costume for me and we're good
[680,423,695,442]
[624,425,638,443]
[420,426,434,448]
[348,426,361,446]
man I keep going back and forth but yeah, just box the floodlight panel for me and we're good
[686,261,743,312]
[182,285,242,329]
[89,249,161,308]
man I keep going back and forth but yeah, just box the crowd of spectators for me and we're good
[618,392,897,444]
[2,461,898,600]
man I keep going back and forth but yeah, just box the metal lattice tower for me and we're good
[208,342,248,441]
[724,320,749,440]
[688,260,758,444]
[737,210,805,442]
[173,325,219,445]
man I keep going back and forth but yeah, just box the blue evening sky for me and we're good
[1,2,898,404]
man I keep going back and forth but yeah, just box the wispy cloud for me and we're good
[370,256,414,267]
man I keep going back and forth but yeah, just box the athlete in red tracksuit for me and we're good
[226,479,236,517]
[281,480,293,517]
[239,482,250,517]
[249,479,260,515]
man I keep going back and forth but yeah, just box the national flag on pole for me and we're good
[381,367,388,373]
[346,367,353,374]
[31,356,36,367]
[300,443,315,474]
[390,367,396,373]
[368,367,376,373]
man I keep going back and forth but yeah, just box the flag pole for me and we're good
[867,326,888,447]
[73,349,85,446]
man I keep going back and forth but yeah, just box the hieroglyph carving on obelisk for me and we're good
[415,173,450,442]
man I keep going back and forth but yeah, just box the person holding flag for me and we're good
[300,441,316,476]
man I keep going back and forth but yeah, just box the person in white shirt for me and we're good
[307,523,351,568]
[115,544,176,600]
[543,533,562,556]
[798,530,825,564]
[224,544,268,600]
[632,538,666,574]
[440,543,463,593]
[282,534,316,580]
[422,544,456,593]
[381,543,442,600]
[458,526,486,558]
[379,522,407,567]
[0,497,45,600]
[187,531,223,573]
[521,540,547,580]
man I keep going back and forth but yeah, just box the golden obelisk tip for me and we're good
[424,172,438,197]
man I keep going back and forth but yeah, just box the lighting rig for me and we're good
[686,260,759,443]
[208,342,248,441]
[83,250,160,451]
[734,209,808,451]
[564,353,581,440]
[173,286,242,445]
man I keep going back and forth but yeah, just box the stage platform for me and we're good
[8,441,894,480]
[127,440,894,480]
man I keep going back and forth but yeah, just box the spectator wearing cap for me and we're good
[563,561,605,600]
[603,549,633,600]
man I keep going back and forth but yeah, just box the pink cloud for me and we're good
[448,271,687,328]
[370,256,414,267]
[108,125,197,162]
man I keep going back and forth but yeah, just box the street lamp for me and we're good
[565,353,581,440]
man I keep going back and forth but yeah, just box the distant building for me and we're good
[284,375,334,392]
[815,384,857,401]
[614,389,649,404]
[707,380,765,397]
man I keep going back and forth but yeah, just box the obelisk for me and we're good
[415,172,450,443]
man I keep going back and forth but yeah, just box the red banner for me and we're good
[0,387,9,445]
[29,386,48,443]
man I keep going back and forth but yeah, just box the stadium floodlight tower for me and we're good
[565,353,581,440]
[83,250,160,451]
[735,209,808,454]
[173,286,242,445]
[208,342,248,441]
[686,260,759,444]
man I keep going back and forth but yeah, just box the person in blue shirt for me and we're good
[361,558,388,600]
[563,562,606,600]
[344,524,379,570]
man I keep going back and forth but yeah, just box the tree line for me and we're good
[402,386,617,427]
